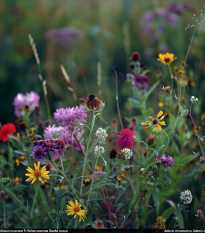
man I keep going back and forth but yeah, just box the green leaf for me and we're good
[133,88,141,100]
[127,98,144,110]
[176,117,184,130]
[54,187,61,203]
[180,109,188,117]
[169,113,176,130]
[179,131,185,147]
[162,207,175,220]
[172,141,180,156]
[84,197,111,203]
[98,113,108,124]
[39,188,50,212]
[141,81,160,101]
[143,108,154,117]
[104,126,111,131]
[31,188,38,218]
[87,139,99,156]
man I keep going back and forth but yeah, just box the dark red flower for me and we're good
[18,122,27,130]
[0,123,16,142]
[131,52,140,61]
[109,147,118,159]
[117,128,136,149]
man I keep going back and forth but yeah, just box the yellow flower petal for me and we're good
[160,115,165,120]
[159,121,166,125]
[157,111,163,118]
[31,178,36,184]
[141,122,150,125]
[153,126,156,132]
[37,162,40,170]
[157,124,162,130]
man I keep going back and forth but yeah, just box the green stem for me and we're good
[85,152,99,210]
[3,199,6,229]
[66,216,74,229]
[80,110,95,197]
[161,128,169,155]
[51,159,81,204]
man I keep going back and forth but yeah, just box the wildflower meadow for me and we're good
[1,0,205,230]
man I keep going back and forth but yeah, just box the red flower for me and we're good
[117,128,136,149]
[0,123,16,142]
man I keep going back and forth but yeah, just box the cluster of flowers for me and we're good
[180,190,193,205]
[95,127,108,144]
[156,154,175,167]
[92,171,106,181]
[13,91,40,117]
[44,106,87,153]
[127,52,150,91]
[31,139,67,161]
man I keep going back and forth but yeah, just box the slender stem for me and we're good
[3,199,6,229]
[115,70,124,130]
[161,128,169,155]
[85,152,99,210]
[51,159,81,204]
[73,135,85,157]
[66,216,74,229]
[170,93,204,160]
[80,110,95,197]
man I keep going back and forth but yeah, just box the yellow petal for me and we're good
[38,177,44,183]
[27,167,34,173]
[37,162,40,170]
[141,122,150,125]
[159,121,166,126]
[69,201,75,207]
[153,126,156,132]
[26,177,33,182]
[31,178,36,184]
[34,163,37,170]
[160,115,165,120]
[157,111,163,118]
[157,124,162,130]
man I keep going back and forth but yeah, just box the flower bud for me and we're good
[190,96,198,104]
[146,135,155,146]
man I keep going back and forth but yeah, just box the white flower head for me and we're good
[190,96,198,104]
[121,148,133,160]
[180,190,192,205]
[95,127,108,144]
[94,145,105,155]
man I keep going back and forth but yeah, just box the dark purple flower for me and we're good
[156,154,175,167]
[132,75,150,90]
[30,145,47,162]
[167,3,184,15]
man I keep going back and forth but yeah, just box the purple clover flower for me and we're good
[92,171,106,181]
[156,154,175,167]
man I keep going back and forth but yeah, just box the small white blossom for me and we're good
[121,148,133,159]
[190,96,198,104]
[180,190,192,204]
[95,127,108,144]
[94,145,105,155]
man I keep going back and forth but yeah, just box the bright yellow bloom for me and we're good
[65,200,86,222]
[141,111,166,132]
[25,162,50,184]
[29,127,36,132]
[15,159,20,167]
[158,102,164,108]
[157,53,177,65]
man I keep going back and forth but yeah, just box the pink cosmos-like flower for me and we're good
[43,125,64,139]
[13,91,40,117]
[54,106,87,126]
[117,128,136,149]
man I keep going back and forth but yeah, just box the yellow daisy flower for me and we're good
[15,159,20,167]
[157,53,177,65]
[158,102,164,108]
[65,200,86,222]
[25,162,50,184]
[141,111,166,132]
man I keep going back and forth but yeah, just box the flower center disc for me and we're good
[164,58,170,63]
[34,170,41,177]
[74,206,80,212]
[152,119,158,124]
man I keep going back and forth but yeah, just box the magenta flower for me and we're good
[117,128,136,149]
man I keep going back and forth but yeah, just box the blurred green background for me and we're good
[1,0,205,126]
